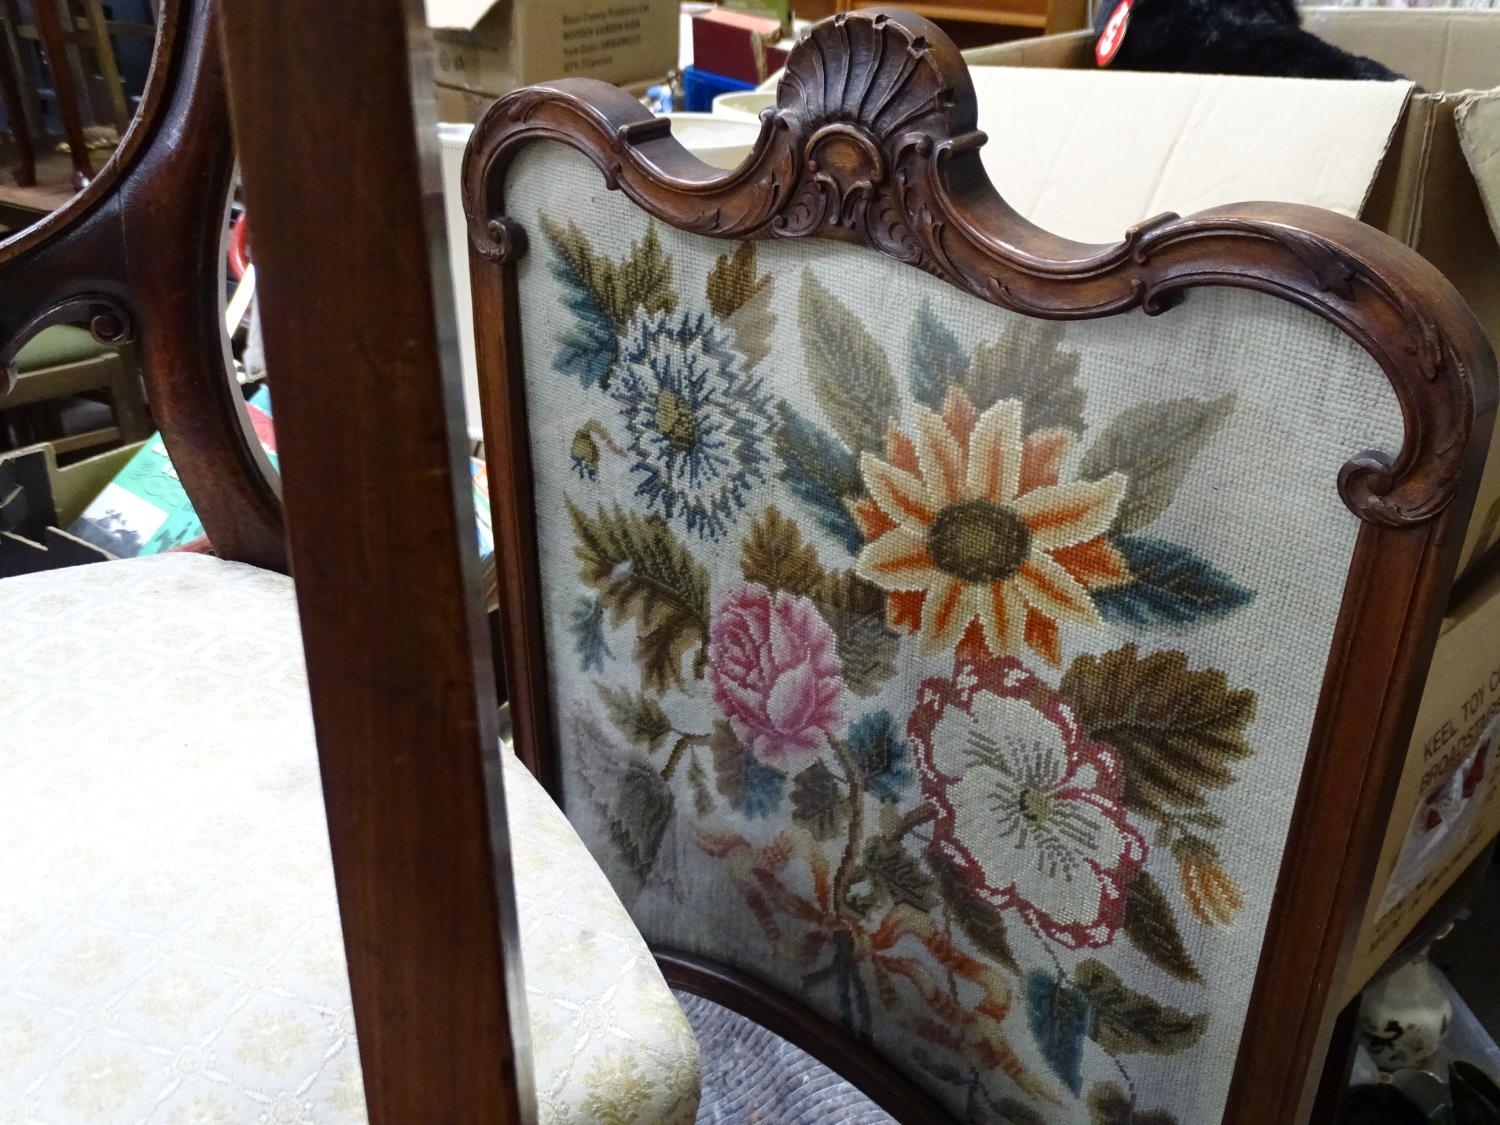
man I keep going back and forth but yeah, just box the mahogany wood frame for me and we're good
[216,0,530,1121]
[0,0,284,572]
[463,8,1498,1123]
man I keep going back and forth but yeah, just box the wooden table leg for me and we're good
[32,0,92,187]
[80,0,128,134]
[0,22,34,186]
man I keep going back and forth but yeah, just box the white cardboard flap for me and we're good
[971,67,1413,245]
[427,0,501,32]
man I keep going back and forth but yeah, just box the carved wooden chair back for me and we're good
[464,8,1497,1124]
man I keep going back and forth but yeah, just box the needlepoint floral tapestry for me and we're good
[505,144,1404,1124]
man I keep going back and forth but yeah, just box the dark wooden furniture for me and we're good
[0,1,533,1121]
[462,8,1497,1124]
[216,0,528,1120]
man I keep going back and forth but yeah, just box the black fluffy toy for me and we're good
[1092,0,1405,80]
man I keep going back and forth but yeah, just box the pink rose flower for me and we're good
[710,583,845,769]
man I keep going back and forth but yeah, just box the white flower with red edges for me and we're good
[908,656,1146,949]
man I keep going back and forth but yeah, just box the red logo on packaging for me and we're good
[1096,0,1132,67]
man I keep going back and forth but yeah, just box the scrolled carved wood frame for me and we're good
[0,0,285,571]
[464,9,1497,1123]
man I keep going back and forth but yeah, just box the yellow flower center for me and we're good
[1019,784,1053,826]
[927,500,1032,584]
[654,388,700,453]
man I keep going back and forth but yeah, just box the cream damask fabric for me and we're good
[0,553,699,1125]
[505,143,1407,1124]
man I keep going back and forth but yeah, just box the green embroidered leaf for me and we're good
[812,569,899,697]
[798,270,897,460]
[861,837,940,912]
[908,301,971,410]
[775,403,866,554]
[567,499,710,692]
[611,223,676,327]
[1089,1082,1181,1125]
[740,506,826,598]
[789,760,848,841]
[687,754,714,817]
[1121,869,1202,984]
[932,854,1020,974]
[1074,960,1208,1056]
[610,758,676,884]
[539,217,676,390]
[540,218,617,389]
[1059,643,1256,822]
[597,684,672,753]
[707,241,775,369]
[846,711,913,803]
[709,720,787,819]
[1077,394,1236,533]
[1095,535,1254,631]
[1026,971,1090,1097]
[966,320,1086,433]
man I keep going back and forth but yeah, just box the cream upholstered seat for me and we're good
[0,553,700,1124]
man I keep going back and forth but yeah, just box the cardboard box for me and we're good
[692,6,790,85]
[427,0,677,97]
[963,10,1500,580]
[1345,564,1500,996]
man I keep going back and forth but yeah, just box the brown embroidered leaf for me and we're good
[1121,869,1202,984]
[861,837,940,912]
[1074,960,1208,1056]
[597,685,673,753]
[932,854,1021,974]
[741,507,826,598]
[610,759,676,884]
[966,320,1087,434]
[708,241,775,369]
[708,720,787,817]
[1089,1082,1181,1125]
[813,569,899,697]
[798,270,897,460]
[568,499,710,692]
[1077,394,1236,533]
[688,754,714,817]
[540,216,677,332]
[1059,644,1256,822]
[789,760,848,841]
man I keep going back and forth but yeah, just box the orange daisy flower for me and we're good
[851,389,1129,665]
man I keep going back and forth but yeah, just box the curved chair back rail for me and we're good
[0,0,284,572]
[463,8,1496,1125]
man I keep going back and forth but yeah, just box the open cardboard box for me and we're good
[965,9,1500,582]
[427,0,677,101]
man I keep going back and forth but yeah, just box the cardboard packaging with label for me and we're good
[427,0,677,105]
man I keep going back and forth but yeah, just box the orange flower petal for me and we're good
[978,580,1025,659]
[1052,537,1130,589]
[1018,428,1073,495]
[921,576,973,653]
[856,527,936,591]
[1014,473,1126,551]
[885,424,919,475]
[1015,553,1101,627]
[888,590,925,633]
[955,618,992,664]
[965,399,1024,506]
[1024,607,1061,667]
[860,453,935,531]
[916,405,967,508]
[851,496,898,542]
[941,387,979,453]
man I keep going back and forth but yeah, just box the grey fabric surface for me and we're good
[674,991,897,1125]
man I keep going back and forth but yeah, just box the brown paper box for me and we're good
[964,10,1500,581]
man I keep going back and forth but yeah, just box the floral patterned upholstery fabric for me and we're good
[0,553,699,1125]
[505,142,1408,1124]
